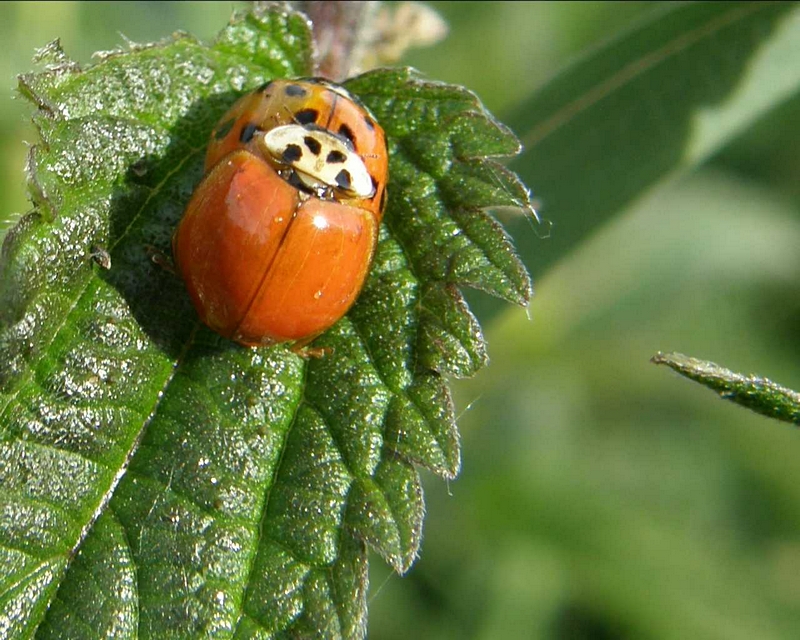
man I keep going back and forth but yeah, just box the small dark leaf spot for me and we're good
[285,84,308,97]
[338,124,356,147]
[214,119,235,140]
[304,136,322,155]
[282,144,303,163]
[326,150,346,164]
[295,109,319,125]
[239,123,261,143]
[335,169,352,190]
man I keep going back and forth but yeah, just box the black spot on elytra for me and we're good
[257,80,273,92]
[303,136,322,155]
[285,84,308,97]
[326,150,346,164]
[338,124,356,147]
[214,119,235,140]
[335,169,352,190]
[282,144,303,163]
[239,123,261,143]
[294,109,319,125]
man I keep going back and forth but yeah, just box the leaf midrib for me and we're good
[0,135,206,634]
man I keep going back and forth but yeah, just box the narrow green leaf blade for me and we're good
[652,352,800,425]
[505,2,800,276]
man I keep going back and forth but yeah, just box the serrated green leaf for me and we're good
[502,1,800,284]
[0,5,531,639]
[347,68,533,310]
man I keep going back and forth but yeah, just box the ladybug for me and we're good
[172,79,388,348]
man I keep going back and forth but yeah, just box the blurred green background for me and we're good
[3,2,800,639]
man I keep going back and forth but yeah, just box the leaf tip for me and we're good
[32,38,81,72]
[650,350,668,365]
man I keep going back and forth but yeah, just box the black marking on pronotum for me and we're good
[285,84,308,97]
[338,124,356,148]
[214,119,235,140]
[282,144,303,163]
[303,136,322,155]
[294,109,319,125]
[287,171,316,196]
[326,150,346,164]
[239,123,261,143]
[335,169,352,190]
[370,175,379,196]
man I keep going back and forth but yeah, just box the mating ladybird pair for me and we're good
[172,78,388,347]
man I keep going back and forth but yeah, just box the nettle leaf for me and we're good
[0,5,532,639]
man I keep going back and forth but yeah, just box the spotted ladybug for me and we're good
[172,78,388,347]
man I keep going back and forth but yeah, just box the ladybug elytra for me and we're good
[172,78,388,348]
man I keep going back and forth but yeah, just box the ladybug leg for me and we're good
[145,244,176,275]
[289,335,333,359]
[292,345,333,359]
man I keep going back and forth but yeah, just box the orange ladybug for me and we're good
[172,79,388,347]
